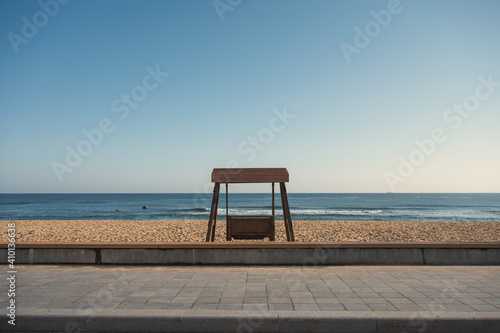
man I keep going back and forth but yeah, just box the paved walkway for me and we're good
[2,265,500,332]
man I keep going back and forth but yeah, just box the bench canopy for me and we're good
[211,168,289,183]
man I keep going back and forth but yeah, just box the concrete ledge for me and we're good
[1,242,499,265]
[1,309,499,332]
[99,248,428,265]
[2,241,500,249]
[1,248,97,264]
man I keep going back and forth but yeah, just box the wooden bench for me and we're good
[227,215,275,241]
[205,168,294,242]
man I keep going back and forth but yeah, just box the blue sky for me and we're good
[1,0,499,193]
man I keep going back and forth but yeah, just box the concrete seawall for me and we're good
[1,242,499,265]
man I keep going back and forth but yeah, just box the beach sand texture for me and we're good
[2,220,499,243]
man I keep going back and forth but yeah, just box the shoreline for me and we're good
[2,220,499,243]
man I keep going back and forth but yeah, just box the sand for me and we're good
[2,220,499,243]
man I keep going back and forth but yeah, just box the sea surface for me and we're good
[1,193,499,222]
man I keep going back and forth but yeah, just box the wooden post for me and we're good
[272,182,275,217]
[280,182,295,241]
[280,183,290,241]
[226,183,230,241]
[211,183,220,242]
[206,183,216,241]
[206,182,220,242]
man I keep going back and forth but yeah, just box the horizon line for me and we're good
[1,192,499,195]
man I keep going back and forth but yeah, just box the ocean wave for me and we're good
[172,207,209,213]
[168,207,210,215]
[214,208,384,216]
[293,209,384,216]
[0,202,32,206]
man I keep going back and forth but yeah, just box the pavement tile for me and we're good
[143,299,169,306]
[289,292,313,298]
[192,303,219,310]
[269,303,294,311]
[171,296,197,304]
[318,303,346,311]
[43,302,72,309]
[58,303,94,310]
[393,303,423,311]
[311,292,335,298]
[441,304,478,312]
[343,304,372,311]
[244,297,268,304]
[453,297,487,305]
[167,303,193,310]
[291,297,316,304]
[245,291,267,298]
[141,302,167,310]
[217,303,243,310]
[368,303,398,311]
[177,291,202,297]
[407,297,433,304]
[351,288,374,293]
[199,291,223,297]
[130,291,156,297]
[355,293,380,299]
[294,303,320,311]
[469,304,500,311]
[338,297,365,304]
[122,297,151,303]
[223,291,246,297]
[314,298,341,304]
[268,291,289,298]
[182,287,205,292]
[269,297,293,304]
[115,303,145,310]
[48,296,83,303]
[377,292,403,298]
[149,295,175,303]
[195,297,220,304]
[469,292,496,298]
[156,288,180,294]
[433,297,465,304]
[485,299,500,305]
[385,297,413,304]
[242,304,268,311]
[220,297,244,304]
[400,292,427,298]
[334,292,359,298]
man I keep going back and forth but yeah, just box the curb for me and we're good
[2,309,499,332]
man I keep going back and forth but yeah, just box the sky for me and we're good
[1,0,499,193]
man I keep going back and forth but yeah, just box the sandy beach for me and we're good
[2,220,499,243]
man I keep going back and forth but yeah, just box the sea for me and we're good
[1,193,499,222]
